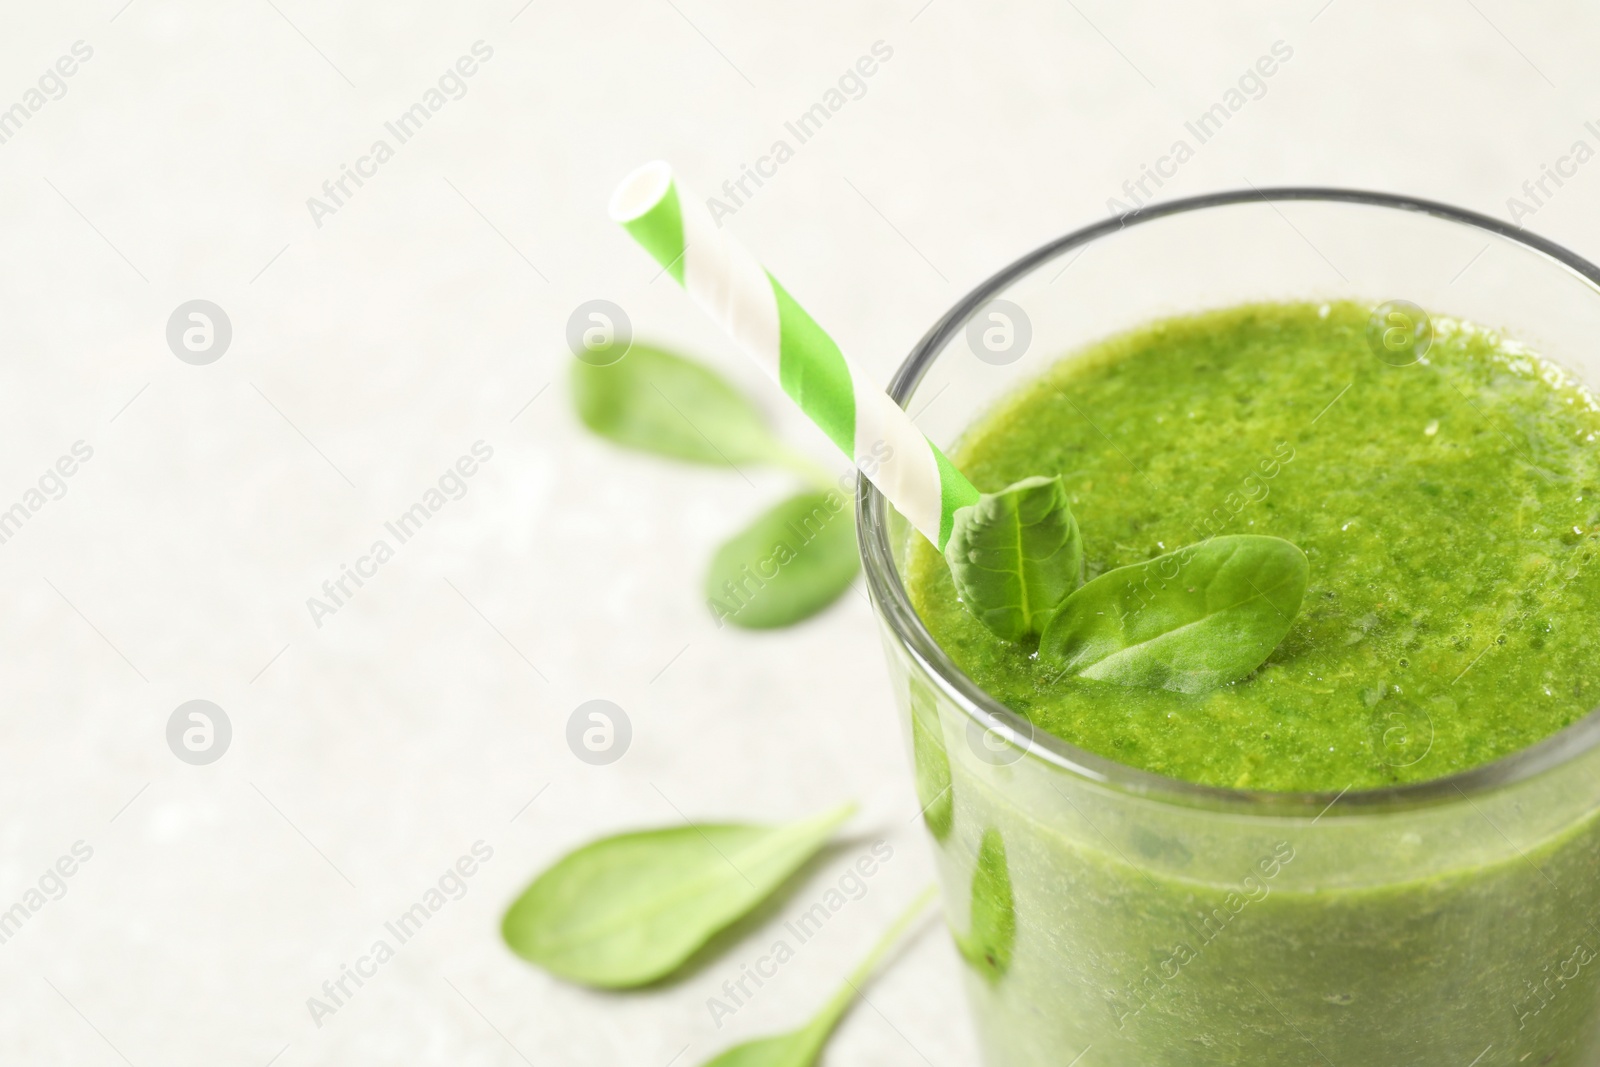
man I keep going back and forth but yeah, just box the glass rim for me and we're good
[858,186,1600,818]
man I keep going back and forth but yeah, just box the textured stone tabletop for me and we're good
[0,0,1596,1063]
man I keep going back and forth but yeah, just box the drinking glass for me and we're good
[859,191,1600,1066]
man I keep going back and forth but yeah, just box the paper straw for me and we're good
[608,160,979,550]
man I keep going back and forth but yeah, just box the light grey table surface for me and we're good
[1,1,1597,1063]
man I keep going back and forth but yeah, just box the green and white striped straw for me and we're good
[608,160,979,550]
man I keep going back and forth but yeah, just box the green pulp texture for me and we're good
[909,302,1600,792]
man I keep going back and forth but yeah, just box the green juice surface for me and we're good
[908,301,1600,792]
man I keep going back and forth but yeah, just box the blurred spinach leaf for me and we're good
[706,490,859,630]
[501,802,853,988]
[571,344,791,468]
[698,886,935,1067]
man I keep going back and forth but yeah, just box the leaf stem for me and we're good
[809,884,939,1037]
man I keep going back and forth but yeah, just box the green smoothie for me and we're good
[909,301,1600,792]
[890,302,1600,1066]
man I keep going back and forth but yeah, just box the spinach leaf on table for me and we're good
[706,490,859,630]
[501,802,854,988]
[571,344,855,627]
[571,344,793,469]
[698,886,936,1067]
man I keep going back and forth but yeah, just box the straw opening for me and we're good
[608,160,674,223]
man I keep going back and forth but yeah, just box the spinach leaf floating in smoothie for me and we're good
[942,473,1307,690]
[954,828,1015,983]
[908,677,954,841]
[1039,535,1308,694]
[944,475,1083,641]
[698,886,935,1067]
[501,802,854,988]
